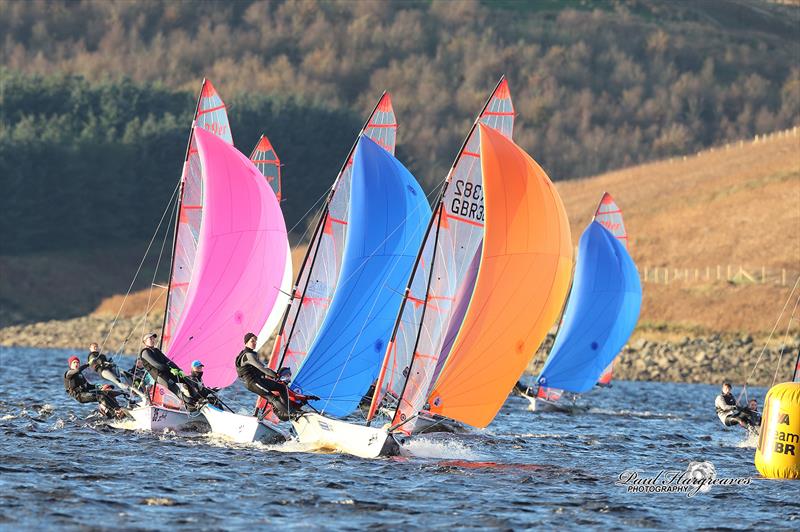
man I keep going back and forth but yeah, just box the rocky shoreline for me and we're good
[1,316,797,387]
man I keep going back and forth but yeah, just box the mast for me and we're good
[159,81,206,348]
[273,92,396,374]
[367,77,514,426]
[793,348,800,382]
[159,80,234,351]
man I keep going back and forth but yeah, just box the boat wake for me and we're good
[263,437,330,455]
[399,434,483,460]
[586,408,682,420]
[735,432,759,448]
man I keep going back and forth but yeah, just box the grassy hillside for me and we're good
[2,128,798,336]
[556,129,800,333]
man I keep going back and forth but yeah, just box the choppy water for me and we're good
[0,347,796,530]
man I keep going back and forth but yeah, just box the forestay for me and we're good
[369,78,514,430]
[167,128,288,388]
[269,94,396,374]
[162,80,234,351]
[289,136,431,417]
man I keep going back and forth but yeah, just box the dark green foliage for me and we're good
[0,0,798,255]
[0,70,359,253]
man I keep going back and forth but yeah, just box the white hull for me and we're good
[291,413,399,459]
[200,404,286,444]
[524,394,578,413]
[108,405,204,432]
[378,407,467,435]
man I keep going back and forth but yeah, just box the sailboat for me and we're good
[288,136,431,458]
[251,94,396,421]
[112,81,290,437]
[287,107,572,458]
[111,79,233,431]
[595,194,629,387]
[525,192,642,413]
[366,78,515,434]
[367,124,573,441]
[200,133,292,444]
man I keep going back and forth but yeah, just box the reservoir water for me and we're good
[0,347,795,529]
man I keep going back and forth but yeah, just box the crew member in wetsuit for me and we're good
[139,332,202,407]
[715,382,758,429]
[87,342,146,402]
[235,332,316,421]
[63,356,125,419]
[185,359,222,407]
[128,357,147,390]
[513,380,533,396]
[747,399,762,426]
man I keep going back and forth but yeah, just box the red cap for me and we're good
[68,356,80,366]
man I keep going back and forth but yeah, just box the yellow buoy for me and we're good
[754,381,800,479]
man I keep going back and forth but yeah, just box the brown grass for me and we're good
[555,132,800,333]
[92,242,311,318]
[30,131,800,335]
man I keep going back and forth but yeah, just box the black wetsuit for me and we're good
[513,381,533,396]
[64,364,122,418]
[715,392,759,428]
[235,348,294,421]
[89,351,145,401]
[139,346,199,403]
[187,371,221,407]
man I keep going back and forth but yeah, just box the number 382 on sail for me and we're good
[451,179,484,222]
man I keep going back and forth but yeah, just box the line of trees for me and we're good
[1,0,798,254]
[0,70,360,253]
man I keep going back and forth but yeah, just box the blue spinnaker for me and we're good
[537,221,642,393]
[290,135,431,417]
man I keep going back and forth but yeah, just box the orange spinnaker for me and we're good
[426,124,573,427]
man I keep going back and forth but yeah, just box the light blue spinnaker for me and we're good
[290,135,431,417]
[537,221,642,393]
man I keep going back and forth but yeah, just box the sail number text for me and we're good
[450,180,484,222]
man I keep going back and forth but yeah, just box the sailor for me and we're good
[128,357,147,390]
[63,356,125,419]
[715,382,758,429]
[513,380,533,396]
[235,332,316,421]
[747,398,762,426]
[87,342,146,401]
[190,360,206,384]
[139,332,202,407]
[186,359,222,407]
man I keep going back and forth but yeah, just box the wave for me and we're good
[398,434,483,460]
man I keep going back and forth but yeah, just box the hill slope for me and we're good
[2,129,797,336]
[556,129,800,333]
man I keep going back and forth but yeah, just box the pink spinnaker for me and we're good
[167,128,288,388]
